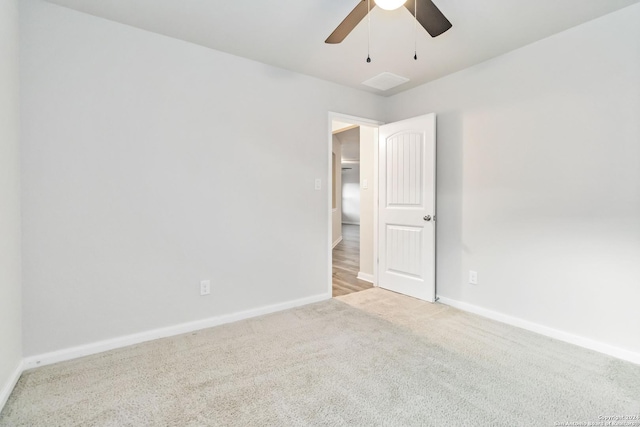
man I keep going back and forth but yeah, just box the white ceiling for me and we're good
[44,0,640,96]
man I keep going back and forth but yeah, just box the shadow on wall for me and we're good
[435,112,464,299]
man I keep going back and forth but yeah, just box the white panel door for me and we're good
[378,114,436,302]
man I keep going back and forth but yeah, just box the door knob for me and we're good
[423,215,432,221]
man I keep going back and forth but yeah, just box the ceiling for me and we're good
[44,0,640,96]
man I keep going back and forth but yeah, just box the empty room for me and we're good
[1,0,639,425]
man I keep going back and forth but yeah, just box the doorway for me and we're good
[327,112,438,302]
[328,114,380,297]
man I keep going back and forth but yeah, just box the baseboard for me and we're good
[332,236,343,249]
[0,359,23,413]
[437,296,640,365]
[23,292,331,370]
[357,272,374,283]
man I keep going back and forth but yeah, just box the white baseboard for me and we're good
[437,296,640,365]
[0,360,23,413]
[357,272,374,283]
[23,292,331,370]
[332,236,343,249]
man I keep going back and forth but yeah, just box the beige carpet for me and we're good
[1,288,639,426]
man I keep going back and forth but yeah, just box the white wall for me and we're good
[341,164,360,225]
[359,126,376,277]
[386,4,640,355]
[332,136,342,245]
[0,0,22,408]
[20,0,384,356]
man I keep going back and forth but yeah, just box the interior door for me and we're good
[378,113,436,302]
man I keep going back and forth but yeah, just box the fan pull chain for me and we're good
[366,0,372,63]
[413,0,418,60]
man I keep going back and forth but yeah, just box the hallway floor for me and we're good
[332,224,373,297]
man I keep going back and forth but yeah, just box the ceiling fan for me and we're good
[325,0,452,44]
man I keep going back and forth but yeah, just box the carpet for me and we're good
[1,289,639,426]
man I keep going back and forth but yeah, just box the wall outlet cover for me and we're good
[200,280,211,295]
[469,271,478,285]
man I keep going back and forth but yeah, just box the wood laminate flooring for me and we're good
[332,224,373,297]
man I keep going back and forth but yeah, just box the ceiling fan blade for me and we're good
[325,0,374,44]
[405,0,452,38]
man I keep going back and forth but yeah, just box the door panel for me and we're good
[386,225,423,278]
[387,133,423,206]
[378,114,436,302]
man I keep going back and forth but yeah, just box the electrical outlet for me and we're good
[469,271,478,285]
[314,178,322,190]
[200,280,211,296]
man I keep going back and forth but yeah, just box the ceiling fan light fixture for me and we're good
[374,0,406,11]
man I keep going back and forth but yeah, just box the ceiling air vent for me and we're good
[362,72,410,91]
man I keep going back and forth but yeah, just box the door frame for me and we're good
[327,112,384,297]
